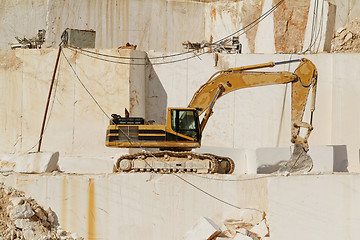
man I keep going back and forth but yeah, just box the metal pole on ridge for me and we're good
[37,46,62,152]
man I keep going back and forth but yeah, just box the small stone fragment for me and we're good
[9,197,24,206]
[337,27,345,35]
[233,233,253,240]
[41,218,51,228]
[224,219,253,236]
[250,219,269,238]
[6,205,13,214]
[236,228,249,236]
[35,207,47,220]
[23,229,35,240]
[14,219,31,229]
[238,209,264,226]
[10,204,35,219]
[47,207,58,225]
[71,233,80,239]
[57,226,66,236]
[184,217,221,240]
[344,32,353,42]
[3,187,10,195]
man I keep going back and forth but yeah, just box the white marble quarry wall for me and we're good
[0,173,359,240]
[0,0,205,52]
[268,174,360,240]
[0,48,146,158]
[0,0,350,53]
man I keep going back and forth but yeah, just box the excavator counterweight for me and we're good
[106,58,317,174]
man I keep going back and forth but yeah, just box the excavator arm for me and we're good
[188,58,318,172]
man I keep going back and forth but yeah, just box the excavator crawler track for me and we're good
[201,153,235,174]
[114,151,235,174]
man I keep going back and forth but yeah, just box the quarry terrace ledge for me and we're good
[0,172,358,240]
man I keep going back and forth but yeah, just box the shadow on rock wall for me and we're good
[145,62,167,124]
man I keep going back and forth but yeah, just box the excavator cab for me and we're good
[168,108,201,141]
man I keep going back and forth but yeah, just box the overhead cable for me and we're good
[301,0,325,54]
[67,47,205,66]
[65,0,285,65]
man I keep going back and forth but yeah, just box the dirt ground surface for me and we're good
[332,18,360,53]
[0,182,83,240]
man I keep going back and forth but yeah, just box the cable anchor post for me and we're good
[37,45,62,152]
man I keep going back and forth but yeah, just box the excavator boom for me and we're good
[188,58,317,152]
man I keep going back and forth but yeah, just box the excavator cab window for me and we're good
[171,109,199,141]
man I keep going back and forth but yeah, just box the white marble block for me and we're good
[256,145,348,174]
[0,152,59,173]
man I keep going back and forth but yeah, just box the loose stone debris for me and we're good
[184,209,270,240]
[0,182,83,240]
[216,210,269,240]
[332,18,360,53]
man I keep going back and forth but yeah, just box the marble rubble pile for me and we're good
[332,18,360,53]
[184,209,270,240]
[0,182,82,240]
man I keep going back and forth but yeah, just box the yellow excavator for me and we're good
[106,58,318,174]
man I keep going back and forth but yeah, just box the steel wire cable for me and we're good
[301,0,325,54]
[315,0,325,53]
[308,0,319,50]
[67,47,205,66]
[305,0,324,53]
